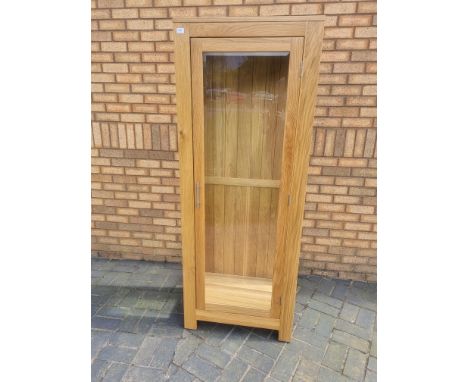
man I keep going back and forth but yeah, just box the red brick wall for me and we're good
[91,0,377,282]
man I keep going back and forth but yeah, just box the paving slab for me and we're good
[91,258,377,382]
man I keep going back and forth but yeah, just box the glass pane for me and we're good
[203,53,289,279]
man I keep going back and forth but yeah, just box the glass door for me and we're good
[191,38,304,317]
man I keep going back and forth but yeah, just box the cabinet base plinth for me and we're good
[196,309,280,331]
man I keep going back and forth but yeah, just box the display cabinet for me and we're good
[174,16,324,341]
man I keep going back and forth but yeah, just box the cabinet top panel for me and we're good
[172,16,325,24]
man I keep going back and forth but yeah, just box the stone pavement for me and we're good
[92,258,377,382]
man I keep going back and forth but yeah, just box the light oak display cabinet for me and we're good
[174,16,324,342]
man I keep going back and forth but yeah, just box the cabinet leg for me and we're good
[184,317,197,330]
[277,328,291,342]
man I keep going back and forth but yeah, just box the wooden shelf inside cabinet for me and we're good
[205,272,272,317]
[205,176,280,189]
[175,16,324,342]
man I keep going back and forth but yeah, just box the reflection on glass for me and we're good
[203,53,290,278]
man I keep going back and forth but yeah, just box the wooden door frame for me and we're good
[190,36,304,316]
[174,17,324,340]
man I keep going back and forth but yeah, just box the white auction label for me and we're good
[176,27,185,34]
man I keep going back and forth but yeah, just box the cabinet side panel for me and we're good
[278,22,324,341]
[174,25,197,329]
[270,37,304,318]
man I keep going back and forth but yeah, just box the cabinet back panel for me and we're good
[205,184,279,277]
[203,54,288,277]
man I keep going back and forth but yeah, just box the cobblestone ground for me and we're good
[92,258,377,382]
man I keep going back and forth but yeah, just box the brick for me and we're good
[334,195,360,205]
[325,3,357,14]
[127,21,154,31]
[319,74,347,85]
[140,53,169,64]
[169,7,197,17]
[336,39,368,50]
[338,158,367,167]
[364,129,376,158]
[321,51,349,62]
[155,42,174,52]
[343,348,367,380]
[330,229,356,239]
[93,93,117,102]
[92,53,114,63]
[344,222,372,231]
[365,178,377,188]
[329,107,359,117]
[323,342,347,371]
[214,0,242,4]
[182,355,222,381]
[260,4,290,16]
[360,107,377,118]
[320,185,348,195]
[121,114,145,124]
[112,31,139,42]
[184,0,210,4]
[97,0,124,7]
[101,42,127,52]
[102,63,128,73]
[126,0,152,6]
[140,8,168,18]
[325,28,354,39]
[99,20,126,30]
[124,366,164,381]
[130,64,156,73]
[348,74,376,84]
[349,187,375,196]
[113,53,141,63]
[347,205,374,215]
[343,116,374,128]
[157,64,175,74]
[320,62,333,74]
[333,63,365,73]
[196,343,230,368]
[355,26,377,38]
[291,4,322,15]
[317,96,344,107]
[92,9,110,19]
[324,15,338,28]
[322,167,351,177]
[332,330,369,353]
[118,94,143,103]
[351,50,377,62]
[116,73,141,83]
[92,31,112,42]
[339,15,373,27]
[112,8,138,19]
[351,167,376,177]
[229,6,258,17]
[154,20,172,30]
[358,1,377,13]
[133,104,158,113]
[157,84,176,94]
[315,254,340,263]
[141,31,167,41]
[199,6,227,17]
[106,104,131,113]
[358,232,376,240]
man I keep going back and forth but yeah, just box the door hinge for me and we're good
[287,194,291,207]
